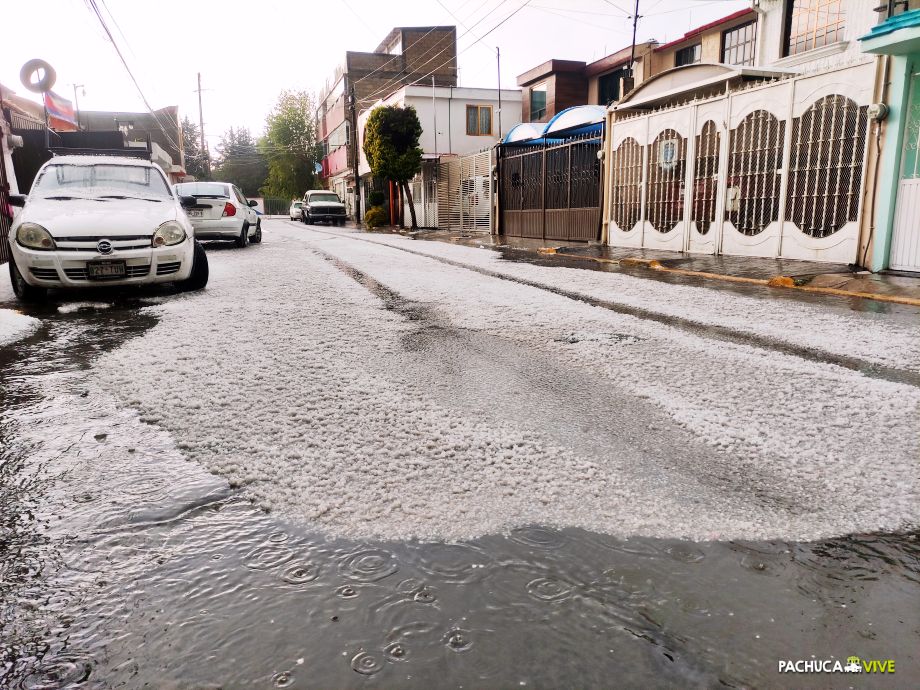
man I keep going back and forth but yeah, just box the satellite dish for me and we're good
[20,59,56,93]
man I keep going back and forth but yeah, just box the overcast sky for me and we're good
[4,0,747,147]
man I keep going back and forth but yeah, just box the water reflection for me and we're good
[1,298,918,688]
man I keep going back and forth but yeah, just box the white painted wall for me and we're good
[756,0,878,72]
[358,86,522,176]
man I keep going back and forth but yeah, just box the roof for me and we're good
[654,8,756,53]
[502,105,605,145]
[517,59,587,87]
[584,41,657,77]
[614,63,793,111]
[374,26,455,53]
[44,154,156,166]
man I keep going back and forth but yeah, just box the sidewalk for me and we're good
[403,229,920,308]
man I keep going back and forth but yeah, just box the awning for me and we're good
[614,63,793,112]
[502,105,606,146]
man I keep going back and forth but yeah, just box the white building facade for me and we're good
[603,0,885,265]
[358,85,522,227]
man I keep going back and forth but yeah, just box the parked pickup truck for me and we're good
[300,190,347,226]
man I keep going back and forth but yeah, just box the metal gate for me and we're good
[605,62,875,263]
[437,150,493,233]
[499,132,602,241]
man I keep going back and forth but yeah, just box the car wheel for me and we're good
[305,213,313,225]
[251,220,262,244]
[8,259,47,302]
[235,223,250,248]
[177,240,209,292]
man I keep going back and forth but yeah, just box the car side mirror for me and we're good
[8,194,26,207]
[179,195,197,208]
[247,200,258,207]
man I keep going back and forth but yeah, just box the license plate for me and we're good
[87,261,126,279]
[187,208,203,218]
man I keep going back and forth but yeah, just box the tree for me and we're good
[211,127,268,197]
[180,116,209,180]
[259,90,322,200]
[364,105,423,229]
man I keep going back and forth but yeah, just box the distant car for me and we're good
[6,155,208,302]
[301,190,347,225]
[289,200,303,221]
[173,181,262,247]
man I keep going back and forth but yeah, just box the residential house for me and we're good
[602,0,884,266]
[357,84,522,228]
[316,26,458,218]
[860,0,920,273]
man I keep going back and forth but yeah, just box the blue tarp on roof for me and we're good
[502,105,605,145]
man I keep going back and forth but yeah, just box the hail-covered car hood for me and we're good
[19,196,179,238]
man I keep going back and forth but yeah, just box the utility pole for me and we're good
[496,47,502,139]
[72,84,84,130]
[349,82,361,223]
[431,76,437,157]
[195,72,210,178]
[628,0,641,77]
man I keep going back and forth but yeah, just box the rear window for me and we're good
[174,182,230,198]
[308,192,340,203]
[292,201,303,207]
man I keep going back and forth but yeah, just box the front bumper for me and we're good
[306,212,346,222]
[189,217,245,239]
[9,239,195,288]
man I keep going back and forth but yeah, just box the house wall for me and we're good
[521,73,587,122]
[756,0,877,71]
[654,11,758,70]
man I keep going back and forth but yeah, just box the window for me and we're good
[722,20,757,66]
[598,68,628,106]
[466,105,493,136]
[675,43,702,67]
[530,83,547,120]
[784,0,846,57]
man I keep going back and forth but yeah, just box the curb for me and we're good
[538,247,920,308]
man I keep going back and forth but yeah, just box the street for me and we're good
[1,220,918,687]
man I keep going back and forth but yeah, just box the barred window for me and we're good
[726,110,785,236]
[610,137,643,231]
[786,96,868,238]
[646,129,686,233]
[722,21,756,66]
[785,0,845,57]
[692,121,721,235]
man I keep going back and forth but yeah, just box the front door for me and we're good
[890,67,920,272]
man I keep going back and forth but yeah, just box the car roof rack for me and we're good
[48,148,152,159]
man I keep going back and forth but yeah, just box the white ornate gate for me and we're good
[604,62,875,263]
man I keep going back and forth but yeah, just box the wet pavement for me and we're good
[1,232,919,688]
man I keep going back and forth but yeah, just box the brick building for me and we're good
[316,26,458,219]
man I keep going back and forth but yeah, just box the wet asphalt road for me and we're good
[1,221,918,689]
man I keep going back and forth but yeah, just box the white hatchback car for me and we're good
[173,181,261,247]
[7,155,208,302]
[289,200,303,221]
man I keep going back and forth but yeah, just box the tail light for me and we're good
[222,202,237,217]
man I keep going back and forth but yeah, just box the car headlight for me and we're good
[16,223,56,250]
[152,221,186,247]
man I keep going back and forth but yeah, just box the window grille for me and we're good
[646,129,687,233]
[722,20,757,66]
[610,137,643,231]
[521,149,543,210]
[726,110,785,236]
[785,0,845,57]
[786,96,868,238]
[545,146,569,210]
[692,121,721,235]
[570,139,601,208]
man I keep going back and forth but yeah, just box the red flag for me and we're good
[43,90,77,127]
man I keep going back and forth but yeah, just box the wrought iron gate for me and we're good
[499,132,602,241]
[437,150,492,233]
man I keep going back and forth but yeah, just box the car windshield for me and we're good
[32,163,172,200]
[175,182,231,198]
[309,193,340,203]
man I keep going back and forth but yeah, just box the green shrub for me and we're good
[368,190,385,207]
[364,205,388,229]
